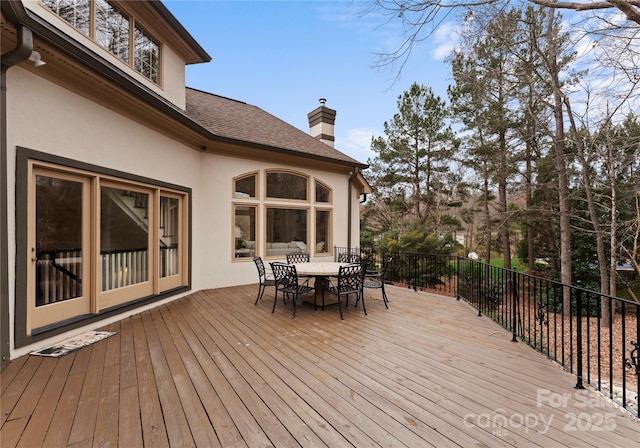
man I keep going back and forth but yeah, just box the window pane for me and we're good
[235,175,256,198]
[316,182,330,203]
[100,187,149,291]
[134,26,160,83]
[35,175,84,306]
[316,210,330,254]
[43,0,90,35]
[96,0,130,62]
[266,208,307,256]
[266,172,307,200]
[234,205,256,258]
[160,196,179,277]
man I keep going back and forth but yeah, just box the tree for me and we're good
[449,8,526,270]
[368,83,456,229]
[529,8,576,312]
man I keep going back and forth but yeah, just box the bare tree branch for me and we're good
[528,0,640,14]
[366,0,640,77]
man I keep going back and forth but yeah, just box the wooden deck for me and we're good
[2,284,639,447]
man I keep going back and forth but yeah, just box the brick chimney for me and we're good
[307,98,336,147]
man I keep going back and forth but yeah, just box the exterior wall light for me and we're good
[28,51,46,67]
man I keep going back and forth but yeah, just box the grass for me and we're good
[475,257,528,272]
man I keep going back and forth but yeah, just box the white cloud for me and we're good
[432,21,460,61]
[432,42,455,61]
[338,127,380,163]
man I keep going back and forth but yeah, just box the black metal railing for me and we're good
[335,246,640,418]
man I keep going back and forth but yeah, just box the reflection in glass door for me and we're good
[29,170,90,330]
[159,193,184,291]
[98,184,153,309]
[160,195,179,278]
[100,186,150,291]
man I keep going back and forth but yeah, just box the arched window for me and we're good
[232,170,332,260]
[266,172,307,200]
[234,172,257,198]
[315,181,331,203]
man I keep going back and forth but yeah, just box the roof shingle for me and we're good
[185,87,366,167]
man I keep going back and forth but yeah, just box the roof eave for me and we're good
[147,0,211,64]
[206,134,368,170]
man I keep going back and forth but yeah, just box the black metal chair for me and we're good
[286,252,310,264]
[327,264,364,320]
[270,262,314,318]
[338,252,361,264]
[286,252,311,279]
[361,256,392,309]
[253,257,275,305]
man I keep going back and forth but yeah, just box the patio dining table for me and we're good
[291,261,348,277]
[291,262,350,306]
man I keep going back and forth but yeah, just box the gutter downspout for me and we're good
[347,167,359,251]
[1,25,34,365]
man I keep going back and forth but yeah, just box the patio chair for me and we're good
[338,252,361,264]
[327,264,364,320]
[286,252,311,279]
[286,252,310,264]
[253,257,275,305]
[270,262,315,318]
[361,256,392,309]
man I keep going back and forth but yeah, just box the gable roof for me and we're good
[186,88,367,168]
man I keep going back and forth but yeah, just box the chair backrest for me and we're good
[338,252,360,264]
[270,262,298,289]
[362,256,392,279]
[286,253,310,264]
[254,256,267,280]
[338,264,363,291]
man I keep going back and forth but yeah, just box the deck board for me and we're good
[141,308,195,448]
[67,333,107,446]
[40,349,90,447]
[2,284,639,447]
[16,355,74,448]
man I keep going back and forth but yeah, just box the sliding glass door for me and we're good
[25,160,189,335]
[98,182,153,309]
[28,168,91,329]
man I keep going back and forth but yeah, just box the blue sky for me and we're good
[164,1,456,164]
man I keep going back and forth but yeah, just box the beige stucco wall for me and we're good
[5,67,358,357]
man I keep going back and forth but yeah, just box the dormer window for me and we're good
[96,0,130,61]
[134,26,160,83]
[42,0,161,84]
[43,0,90,35]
